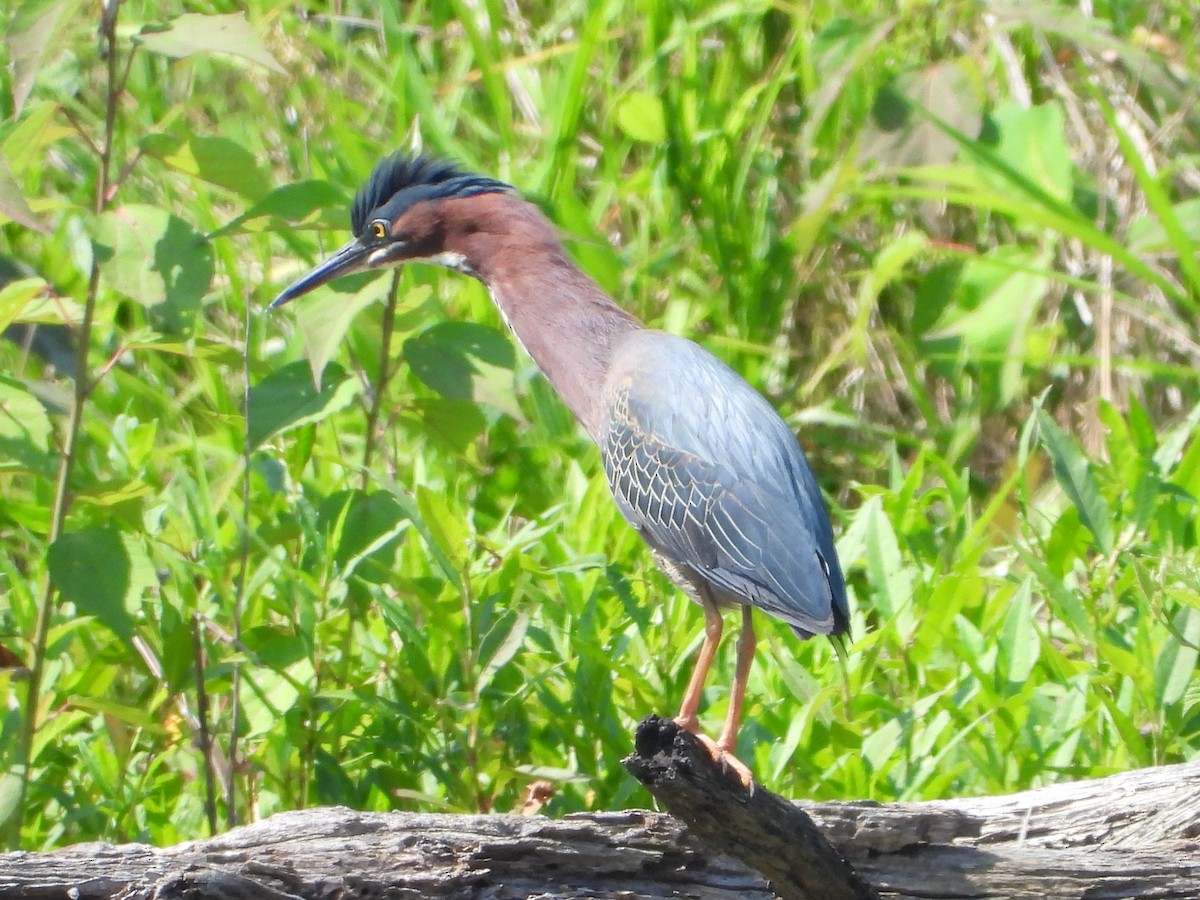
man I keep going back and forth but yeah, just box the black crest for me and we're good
[350,153,513,236]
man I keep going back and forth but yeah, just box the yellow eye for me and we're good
[370,220,388,240]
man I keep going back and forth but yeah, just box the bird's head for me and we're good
[269,153,513,309]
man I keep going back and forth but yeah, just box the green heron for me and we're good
[271,154,849,780]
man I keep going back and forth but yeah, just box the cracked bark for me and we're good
[2,716,1199,900]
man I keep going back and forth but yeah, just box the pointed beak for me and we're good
[269,238,373,309]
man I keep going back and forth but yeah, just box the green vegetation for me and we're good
[2,1,1198,850]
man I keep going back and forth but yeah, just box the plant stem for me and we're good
[5,3,123,849]
[360,269,403,487]
[193,613,219,835]
[228,300,255,828]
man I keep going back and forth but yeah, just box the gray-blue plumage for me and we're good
[600,330,848,639]
[270,152,850,760]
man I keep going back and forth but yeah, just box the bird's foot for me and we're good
[672,716,755,791]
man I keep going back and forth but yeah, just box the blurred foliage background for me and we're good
[1,0,1198,850]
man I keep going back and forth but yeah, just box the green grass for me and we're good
[1,0,1198,849]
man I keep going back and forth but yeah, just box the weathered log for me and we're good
[622,715,878,900]
[3,721,1199,900]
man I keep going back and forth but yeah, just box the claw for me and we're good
[701,732,755,791]
[673,716,755,791]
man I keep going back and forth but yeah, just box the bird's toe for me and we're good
[688,729,755,792]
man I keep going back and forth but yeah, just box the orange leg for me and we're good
[717,604,756,753]
[674,601,756,790]
[674,598,723,734]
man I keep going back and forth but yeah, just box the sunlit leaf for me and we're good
[0,277,50,331]
[1,102,74,175]
[6,0,80,116]
[984,102,1073,205]
[93,205,214,331]
[74,478,154,508]
[999,578,1039,684]
[0,153,47,232]
[615,92,667,143]
[1155,607,1200,706]
[122,335,243,368]
[1036,407,1113,553]
[210,180,347,239]
[155,135,272,201]
[295,279,407,385]
[864,60,983,168]
[926,247,1050,352]
[69,696,158,729]
[0,770,22,828]
[860,716,902,774]
[136,12,285,74]
[477,609,530,692]
[0,374,52,474]
[838,495,912,622]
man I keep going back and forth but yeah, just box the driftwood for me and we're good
[3,716,1199,900]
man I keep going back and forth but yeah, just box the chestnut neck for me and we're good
[440,193,643,440]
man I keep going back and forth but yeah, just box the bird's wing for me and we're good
[600,331,847,638]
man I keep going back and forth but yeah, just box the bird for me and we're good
[270,153,849,782]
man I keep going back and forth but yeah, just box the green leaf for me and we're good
[0,277,51,331]
[48,526,155,642]
[6,0,81,116]
[74,478,154,509]
[985,102,1073,205]
[295,280,410,385]
[839,495,912,620]
[1155,401,1200,475]
[409,485,465,588]
[615,92,667,143]
[0,152,46,232]
[155,135,272,202]
[0,769,21,828]
[1155,606,1200,706]
[477,609,530,692]
[93,205,214,331]
[160,623,194,694]
[69,696,158,729]
[136,13,285,74]
[243,625,309,670]
[926,246,1050,352]
[864,60,983,168]
[1127,197,1200,255]
[245,181,347,222]
[860,716,903,774]
[210,180,347,239]
[402,398,488,453]
[317,490,410,577]
[801,17,896,159]
[246,360,361,450]
[1,102,75,176]
[404,321,516,401]
[999,578,1038,684]
[0,374,53,474]
[1036,407,1113,552]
